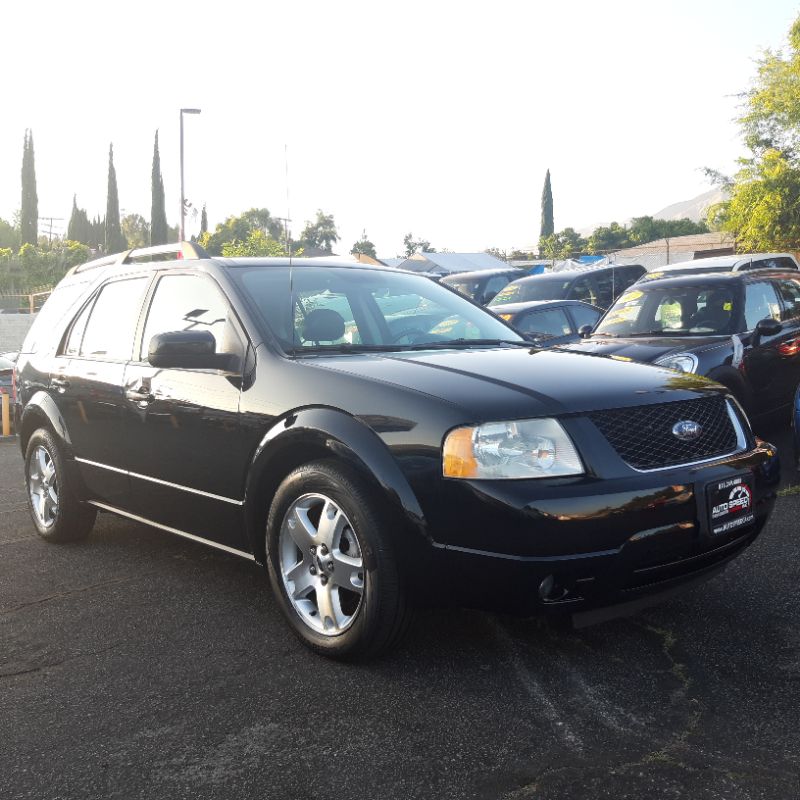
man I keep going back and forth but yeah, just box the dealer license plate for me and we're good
[706,474,755,536]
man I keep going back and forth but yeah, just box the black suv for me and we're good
[563,270,800,423]
[488,264,646,311]
[440,267,531,304]
[16,243,778,658]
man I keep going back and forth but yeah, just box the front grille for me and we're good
[588,395,739,470]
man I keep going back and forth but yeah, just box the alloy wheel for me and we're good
[279,493,365,635]
[29,445,59,528]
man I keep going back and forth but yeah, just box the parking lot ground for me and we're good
[2,438,800,800]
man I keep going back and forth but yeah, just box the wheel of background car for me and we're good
[265,459,412,660]
[24,428,96,542]
[390,327,430,343]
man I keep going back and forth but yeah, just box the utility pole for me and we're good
[179,108,201,241]
[38,216,64,245]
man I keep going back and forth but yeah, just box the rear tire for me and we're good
[266,459,413,660]
[24,428,96,542]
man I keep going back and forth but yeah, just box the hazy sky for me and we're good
[2,0,798,257]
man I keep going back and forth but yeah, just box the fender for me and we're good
[19,390,73,457]
[706,365,753,414]
[243,406,428,561]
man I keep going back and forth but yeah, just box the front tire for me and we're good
[266,460,412,660]
[24,428,96,542]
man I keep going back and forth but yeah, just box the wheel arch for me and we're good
[243,407,428,565]
[19,391,73,458]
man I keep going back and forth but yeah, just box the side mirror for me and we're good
[578,324,593,339]
[148,330,232,370]
[754,317,783,342]
[522,332,542,344]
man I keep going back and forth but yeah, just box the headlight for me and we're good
[653,352,698,373]
[443,418,584,479]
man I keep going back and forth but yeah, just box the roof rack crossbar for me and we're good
[74,241,210,273]
[121,241,210,263]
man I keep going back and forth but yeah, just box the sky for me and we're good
[2,0,799,257]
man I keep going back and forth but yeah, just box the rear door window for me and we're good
[775,279,800,321]
[569,276,597,305]
[517,308,572,340]
[569,303,602,331]
[744,282,782,330]
[79,277,149,361]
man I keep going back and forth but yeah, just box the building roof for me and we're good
[610,231,735,270]
[398,251,509,274]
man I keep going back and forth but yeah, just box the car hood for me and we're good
[307,346,723,420]
[560,335,729,363]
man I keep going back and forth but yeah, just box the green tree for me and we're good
[201,208,283,255]
[540,169,554,239]
[220,229,287,257]
[67,196,92,245]
[105,144,127,253]
[20,130,38,246]
[709,15,800,250]
[627,216,708,245]
[200,203,208,235]
[300,210,339,252]
[586,222,630,254]
[150,130,168,245]
[0,217,19,250]
[351,232,377,258]
[402,232,434,257]
[121,213,150,248]
[539,227,587,259]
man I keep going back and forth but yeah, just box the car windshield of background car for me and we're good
[488,277,571,306]
[595,284,738,337]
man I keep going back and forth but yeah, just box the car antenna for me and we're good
[285,143,295,357]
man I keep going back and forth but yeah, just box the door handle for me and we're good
[125,386,154,403]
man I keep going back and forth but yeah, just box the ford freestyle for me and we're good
[15,243,779,659]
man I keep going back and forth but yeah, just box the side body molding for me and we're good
[243,407,428,561]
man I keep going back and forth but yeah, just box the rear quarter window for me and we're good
[19,282,90,354]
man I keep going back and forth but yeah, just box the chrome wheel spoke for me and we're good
[36,447,48,479]
[29,446,58,528]
[287,506,318,551]
[316,500,346,548]
[43,460,56,485]
[285,559,314,599]
[314,582,339,632]
[331,551,364,594]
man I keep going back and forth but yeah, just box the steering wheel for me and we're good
[390,327,430,343]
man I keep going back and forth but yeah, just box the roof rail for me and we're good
[74,241,210,273]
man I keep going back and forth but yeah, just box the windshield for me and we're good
[229,266,523,353]
[595,284,740,337]
[488,276,570,305]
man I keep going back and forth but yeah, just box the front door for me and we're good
[123,272,249,551]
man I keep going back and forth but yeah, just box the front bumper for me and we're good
[421,440,778,618]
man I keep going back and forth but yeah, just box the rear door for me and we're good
[122,271,250,551]
[740,280,786,414]
[51,275,150,506]
[771,276,800,403]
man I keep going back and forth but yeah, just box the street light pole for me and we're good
[179,108,201,242]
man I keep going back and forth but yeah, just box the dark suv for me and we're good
[488,264,646,311]
[564,270,800,423]
[16,243,778,659]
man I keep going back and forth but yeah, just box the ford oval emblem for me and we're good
[672,420,703,441]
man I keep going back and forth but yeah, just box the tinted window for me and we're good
[569,276,597,305]
[744,282,782,330]
[776,279,800,321]
[140,275,242,362]
[483,275,510,302]
[619,266,645,288]
[517,308,572,340]
[569,304,601,330]
[79,278,148,360]
[20,282,88,354]
[593,271,617,308]
[488,276,571,305]
[63,299,93,356]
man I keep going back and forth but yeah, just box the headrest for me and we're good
[301,308,346,342]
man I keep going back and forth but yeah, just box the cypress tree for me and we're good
[20,130,38,246]
[150,130,168,245]
[540,168,554,239]
[105,143,127,253]
[200,203,208,235]
[67,195,92,245]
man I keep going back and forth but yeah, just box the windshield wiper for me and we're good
[288,343,401,355]
[402,338,531,350]
[624,330,691,337]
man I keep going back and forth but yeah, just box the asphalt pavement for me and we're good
[2,438,799,800]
